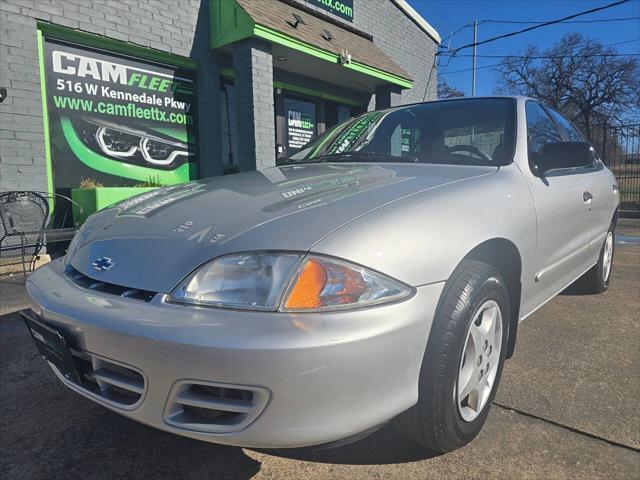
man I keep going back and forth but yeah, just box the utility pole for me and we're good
[471,20,477,96]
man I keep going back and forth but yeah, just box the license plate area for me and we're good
[21,310,81,384]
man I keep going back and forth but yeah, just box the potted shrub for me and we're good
[71,177,163,225]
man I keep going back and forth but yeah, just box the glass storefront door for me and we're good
[275,91,358,159]
[223,81,362,166]
[283,97,317,156]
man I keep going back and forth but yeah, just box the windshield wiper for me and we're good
[281,151,419,165]
[313,151,419,163]
[314,152,359,162]
[279,152,357,165]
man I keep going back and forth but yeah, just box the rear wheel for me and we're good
[395,260,509,452]
[574,225,615,294]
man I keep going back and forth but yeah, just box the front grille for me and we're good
[164,381,269,433]
[62,349,146,408]
[65,265,156,302]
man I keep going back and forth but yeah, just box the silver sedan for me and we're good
[24,96,619,452]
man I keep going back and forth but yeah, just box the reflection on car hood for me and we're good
[68,163,495,292]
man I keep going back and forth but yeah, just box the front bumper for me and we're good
[26,259,444,448]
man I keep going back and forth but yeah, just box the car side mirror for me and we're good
[536,142,595,175]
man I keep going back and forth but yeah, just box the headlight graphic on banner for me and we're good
[42,37,198,189]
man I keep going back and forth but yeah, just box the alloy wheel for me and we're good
[457,300,503,422]
[602,231,614,282]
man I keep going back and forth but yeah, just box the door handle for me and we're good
[583,191,593,203]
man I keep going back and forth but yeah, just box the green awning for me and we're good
[211,0,413,89]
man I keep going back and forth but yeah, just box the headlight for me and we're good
[170,253,303,311]
[169,252,412,312]
[78,118,193,167]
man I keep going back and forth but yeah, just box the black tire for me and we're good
[573,224,615,294]
[395,260,510,453]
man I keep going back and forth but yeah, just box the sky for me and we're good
[409,0,640,96]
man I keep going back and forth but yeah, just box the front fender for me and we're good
[310,164,537,288]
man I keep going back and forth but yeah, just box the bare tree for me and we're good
[495,33,639,138]
[438,78,465,99]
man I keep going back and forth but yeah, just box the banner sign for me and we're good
[42,37,198,190]
[311,0,354,22]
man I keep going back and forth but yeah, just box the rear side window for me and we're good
[544,107,584,142]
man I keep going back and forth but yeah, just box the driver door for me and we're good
[524,101,593,309]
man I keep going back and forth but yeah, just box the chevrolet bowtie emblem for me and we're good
[92,257,115,272]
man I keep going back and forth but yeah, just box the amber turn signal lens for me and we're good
[282,256,411,311]
[285,258,327,309]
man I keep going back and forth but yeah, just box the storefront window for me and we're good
[337,105,351,124]
[284,97,317,155]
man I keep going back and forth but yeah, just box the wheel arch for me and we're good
[462,238,522,359]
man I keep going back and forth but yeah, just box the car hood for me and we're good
[68,163,495,293]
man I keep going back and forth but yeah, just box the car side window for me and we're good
[545,107,601,172]
[525,101,563,172]
[544,107,585,142]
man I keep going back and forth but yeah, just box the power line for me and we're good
[600,38,640,48]
[447,53,640,60]
[439,15,640,50]
[440,23,474,45]
[439,63,502,76]
[440,16,640,48]
[439,38,640,59]
[439,52,640,75]
[448,0,632,54]
[480,15,640,24]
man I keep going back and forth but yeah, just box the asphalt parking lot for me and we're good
[1,228,639,479]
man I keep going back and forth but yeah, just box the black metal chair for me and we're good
[0,191,49,277]
[0,191,83,278]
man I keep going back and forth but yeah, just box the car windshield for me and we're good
[285,98,516,167]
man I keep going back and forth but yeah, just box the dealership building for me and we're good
[0,0,439,213]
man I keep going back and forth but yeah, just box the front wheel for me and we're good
[395,260,509,453]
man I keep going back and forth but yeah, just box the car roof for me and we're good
[376,95,527,114]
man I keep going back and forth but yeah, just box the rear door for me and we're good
[524,101,593,304]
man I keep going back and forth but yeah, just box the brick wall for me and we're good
[1,1,47,192]
[233,38,276,171]
[353,0,438,104]
[0,0,222,192]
